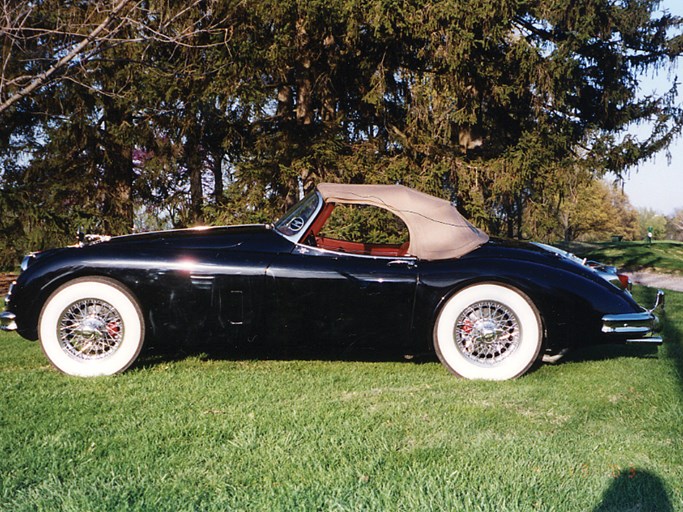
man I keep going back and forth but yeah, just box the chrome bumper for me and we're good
[601,290,664,344]
[0,311,17,331]
[2,280,17,331]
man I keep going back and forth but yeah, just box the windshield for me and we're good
[274,191,322,239]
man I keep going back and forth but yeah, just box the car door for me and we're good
[266,244,418,349]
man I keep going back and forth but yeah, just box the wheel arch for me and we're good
[431,277,549,346]
[22,270,145,341]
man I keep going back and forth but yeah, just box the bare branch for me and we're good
[61,75,123,99]
[0,0,32,96]
[0,0,239,110]
[0,0,134,114]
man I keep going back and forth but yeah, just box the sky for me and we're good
[622,0,683,216]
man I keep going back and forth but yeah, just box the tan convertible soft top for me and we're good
[317,183,489,260]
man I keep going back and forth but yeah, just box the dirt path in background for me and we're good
[627,271,683,292]
[0,274,17,297]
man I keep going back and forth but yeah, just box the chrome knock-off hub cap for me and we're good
[455,301,520,365]
[58,299,124,360]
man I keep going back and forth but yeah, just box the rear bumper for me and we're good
[601,290,664,345]
[0,311,17,331]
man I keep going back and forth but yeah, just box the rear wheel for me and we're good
[433,283,543,380]
[39,277,145,377]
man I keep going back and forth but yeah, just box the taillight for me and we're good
[618,273,631,291]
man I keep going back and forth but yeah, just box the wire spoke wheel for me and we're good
[434,283,543,380]
[39,277,144,377]
[58,299,124,360]
[455,301,520,365]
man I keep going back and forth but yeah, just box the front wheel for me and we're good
[433,283,543,380]
[39,277,145,377]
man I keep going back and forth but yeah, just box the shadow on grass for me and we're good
[557,241,683,273]
[558,340,661,364]
[605,243,676,273]
[587,287,681,512]
[660,298,683,400]
[626,287,683,400]
[135,335,440,371]
[136,288,683,385]
[593,469,673,512]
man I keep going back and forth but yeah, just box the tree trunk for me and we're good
[185,120,204,225]
[101,101,133,235]
[213,152,225,205]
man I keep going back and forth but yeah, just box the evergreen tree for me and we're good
[1,0,681,266]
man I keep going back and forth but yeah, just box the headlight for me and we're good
[20,253,37,272]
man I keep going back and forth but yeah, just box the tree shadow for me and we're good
[660,298,683,402]
[604,243,673,273]
[593,468,673,512]
[558,241,683,273]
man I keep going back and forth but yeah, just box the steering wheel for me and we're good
[304,233,317,247]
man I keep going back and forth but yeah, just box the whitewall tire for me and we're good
[38,277,145,377]
[434,283,543,380]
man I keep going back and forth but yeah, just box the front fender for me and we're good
[8,261,100,340]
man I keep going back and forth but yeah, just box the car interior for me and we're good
[301,202,412,257]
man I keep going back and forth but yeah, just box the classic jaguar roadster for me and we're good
[1,183,664,379]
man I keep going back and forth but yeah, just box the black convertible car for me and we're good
[1,183,663,379]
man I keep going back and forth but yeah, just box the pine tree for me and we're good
[1,0,681,266]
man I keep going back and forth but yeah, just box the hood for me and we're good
[100,224,276,249]
[17,224,290,282]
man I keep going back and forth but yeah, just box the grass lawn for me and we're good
[564,240,683,274]
[1,287,682,511]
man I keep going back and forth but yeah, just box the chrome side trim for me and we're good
[0,311,17,331]
[293,243,418,262]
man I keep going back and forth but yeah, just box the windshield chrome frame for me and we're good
[275,188,418,261]
[273,190,324,244]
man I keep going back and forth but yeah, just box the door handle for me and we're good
[388,259,416,268]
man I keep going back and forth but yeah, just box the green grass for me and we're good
[563,240,683,274]
[1,288,683,511]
